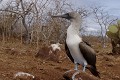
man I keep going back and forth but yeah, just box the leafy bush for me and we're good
[106,20,120,54]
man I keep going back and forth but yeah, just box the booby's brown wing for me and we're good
[82,40,91,47]
[65,41,74,63]
[79,42,96,66]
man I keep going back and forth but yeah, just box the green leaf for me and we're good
[108,25,118,33]
[106,31,118,39]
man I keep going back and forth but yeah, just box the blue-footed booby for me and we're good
[52,12,100,79]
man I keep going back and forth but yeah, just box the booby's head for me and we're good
[51,12,80,22]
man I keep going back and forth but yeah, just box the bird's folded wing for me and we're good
[79,42,96,65]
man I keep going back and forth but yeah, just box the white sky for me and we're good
[70,0,120,17]
[69,0,120,32]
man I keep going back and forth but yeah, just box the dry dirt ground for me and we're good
[0,41,120,80]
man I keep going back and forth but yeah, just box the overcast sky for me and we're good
[69,0,120,32]
[70,0,120,17]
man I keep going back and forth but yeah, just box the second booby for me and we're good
[52,12,100,78]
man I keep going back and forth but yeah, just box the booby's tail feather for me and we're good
[87,65,100,78]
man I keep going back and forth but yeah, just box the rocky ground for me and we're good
[0,41,120,80]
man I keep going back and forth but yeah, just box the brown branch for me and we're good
[0,9,23,17]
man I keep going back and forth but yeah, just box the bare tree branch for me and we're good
[91,6,118,47]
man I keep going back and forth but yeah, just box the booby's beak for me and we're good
[51,14,67,18]
[51,13,72,20]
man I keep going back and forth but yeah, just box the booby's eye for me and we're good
[65,13,70,16]
[62,13,73,20]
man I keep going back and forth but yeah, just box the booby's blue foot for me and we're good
[64,70,73,74]
[72,70,80,80]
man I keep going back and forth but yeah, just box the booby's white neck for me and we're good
[67,18,81,37]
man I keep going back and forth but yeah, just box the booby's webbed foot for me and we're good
[72,70,81,80]
[64,70,74,74]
